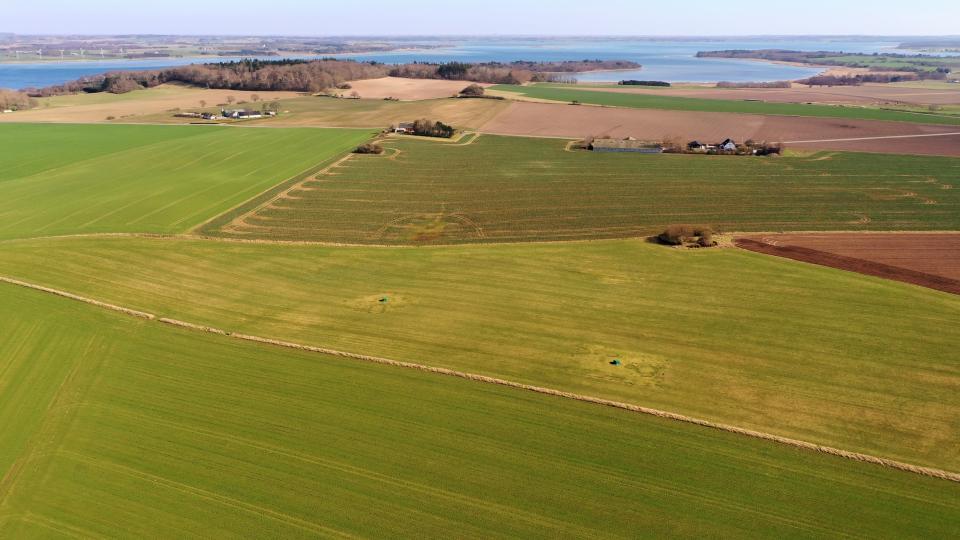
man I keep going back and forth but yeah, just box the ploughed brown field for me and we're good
[573,83,960,106]
[735,233,960,295]
[480,102,960,156]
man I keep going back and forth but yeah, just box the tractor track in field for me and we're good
[1,273,959,485]
[220,152,358,235]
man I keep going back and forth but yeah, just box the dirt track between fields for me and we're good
[736,233,960,295]
[480,101,960,156]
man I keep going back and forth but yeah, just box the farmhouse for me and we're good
[222,109,264,119]
[589,138,663,153]
[719,138,738,151]
[394,122,416,134]
[687,140,707,151]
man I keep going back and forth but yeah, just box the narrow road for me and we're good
[785,132,960,144]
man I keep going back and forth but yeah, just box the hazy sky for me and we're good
[4,0,958,36]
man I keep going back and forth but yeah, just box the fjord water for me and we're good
[0,37,907,89]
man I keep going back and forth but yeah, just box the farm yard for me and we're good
[736,233,960,294]
[0,123,372,239]
[2,283,958,538]
[1,235,959,471]
[214,134,960,244]
[0,83,300,124]
[480,101,960,156]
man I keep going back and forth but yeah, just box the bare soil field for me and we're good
[0,84,300,123]
[788,134,960,156]
[736,233,960,295]
[480,102,960,156]
[346,77,491,100]
[573,83,960,106]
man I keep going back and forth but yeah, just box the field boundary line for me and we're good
[2,230,959,250]
[786,132,960,144]
[3,274,959,484]
[152,317,960,484]
[0,276,155,319]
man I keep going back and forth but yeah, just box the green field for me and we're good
[491,84,960,125]
[213,135,960,244]
[2,282,958,538]
[0,124,372,240]
[2,235,958,471]
[3,120,958,535]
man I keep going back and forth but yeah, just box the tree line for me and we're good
[18,58,642,102]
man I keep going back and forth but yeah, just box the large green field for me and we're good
[0,123,372,240]
[3,121,958,535]
[2,282,958,538]
[491,84,960,125]
[1,235,957,471]
[212,135,960,244]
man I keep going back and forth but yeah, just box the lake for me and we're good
[0,37,916,89]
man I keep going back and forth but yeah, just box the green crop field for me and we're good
[0,123,373,240]
[2,282,958,538]
[2,235,958,471]
[212,135,960,244]
[3,120,958,535]
[491,84,960,125]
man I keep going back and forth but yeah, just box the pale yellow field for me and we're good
[239,95,509,129]
[346,77,491,100]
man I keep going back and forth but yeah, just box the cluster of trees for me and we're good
[531,73,578,84]
[716,81,791,88]
[388,62,527,84]
[354,143,384,154]
[798,72,941,87]
[28,59,392,96]
[658,225,717,248]
[459,84,485,97]
[0,89,36,111]
[412,119,455,138]
[389,60,639,85]
[27,58,644,98]
[619,80,671,87]
[698,49,955,80]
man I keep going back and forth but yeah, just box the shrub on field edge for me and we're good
[658,225,717,247]
[460,84,485,97]
[355,143,384,155]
